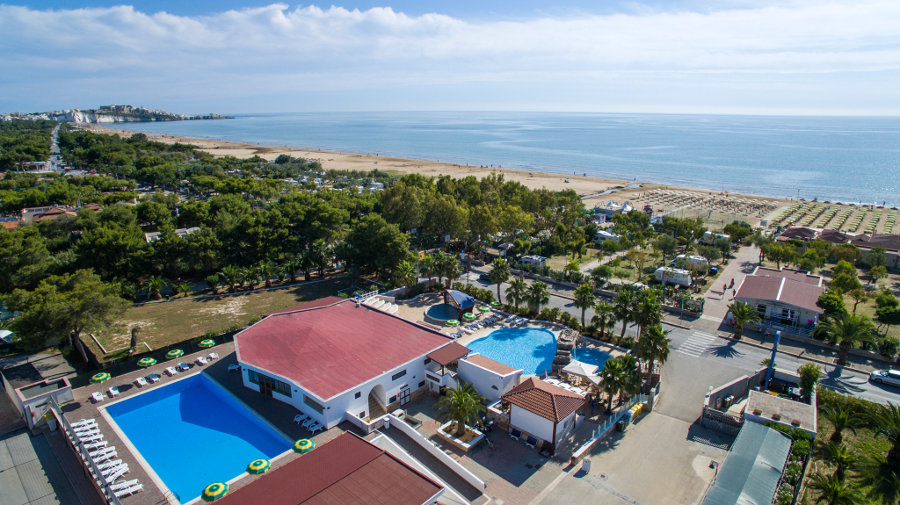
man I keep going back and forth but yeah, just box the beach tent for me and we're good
[443,289,476,314]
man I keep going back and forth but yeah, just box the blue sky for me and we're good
[2,1,899,115]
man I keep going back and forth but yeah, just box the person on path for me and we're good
[732,289,736,298]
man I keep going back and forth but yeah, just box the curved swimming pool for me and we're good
[467,327,611,375]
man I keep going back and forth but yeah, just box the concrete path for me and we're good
[700,245,760,322]
[0,430,82,505]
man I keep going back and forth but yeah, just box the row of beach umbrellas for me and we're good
[445,304,497,327]
[89,339,217,383]
[201,438,316,501]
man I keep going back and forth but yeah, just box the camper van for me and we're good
[655,267,692,287]
[670,254,711,270]
[702,231,731,244]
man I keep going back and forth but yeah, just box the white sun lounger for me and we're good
[71,418,96,428]
[178,362,190,371]
[89,446,115,459]
[77,428,100,438]
[108,386,119,398]
[208,352,219,360]
[165,366,177,376]
[309,423,324,434]
[83,440,108,451]
[105,466,129,483]
[134,377,147,388]
[80,434,104,445]
[196,356,208,366]
[147,374,160,383]
[102,463,128,478]
[114,484,143,498]
[109,478,139,491]
[91,391,104,403]
[96,459,123,471]
[294,413,309,424]
[92,450,117,463]
[74,424,98,434]
[389,305,399,314]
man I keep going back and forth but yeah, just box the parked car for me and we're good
[869,369,900,387]
[479,272,492,282]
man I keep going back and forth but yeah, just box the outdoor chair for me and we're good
[509,428,522,440]
[148,374,160,383]
[92,450,117,463]
[309,423,324,434]
[227,363,241,372]
[102,463,128,478]
[81,434,104,444]
[96,459,123,472]
[134,377,148,388]
[71,418,96,428]
[165,366,177,376]
[83,440,107,451]
[208,352,219,360]
[109,478,139,492]
[74,424,98,435]
[525,436,538,449]
[91,392,104,403]
[114,484,143,498]
[178,362,190,371]
[77,429,100,439]
[105,466,129,483]
[89,446,115,459]
[196,356,208,366]
[302,418,315,428]
[107,386,120,398]
[294,414,309,424]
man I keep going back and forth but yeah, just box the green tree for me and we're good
[435,381,486,437]
[434,251,460,289]
[393,260,417,289]
[506,277,528,310]
[797,362,822,402]
[0,227,51,292]
[489,258,510,304]
[808,473,862,505]
[820,313,875,366]
[821,405,860,444]
[573,283,595,328]
[145,276,168,300]
[590,264,612,289]
[750,230,775,265]
[625,248,648,281]
[526,281,549,315]
[7,270,128,361]
[342,214,411,280]
[864,247,887,269]
[614,288,637,340]
[257,261,276,289]
[220,265,242,292]
[867,402,900,465]
[634,324,671,376]
[869,265,887,287]
[855,450,900,505]
[632,289,661,338]
[591,301,616,340]
[727,302,760,340]
[817,292,848,318]
[715,237,732,265]
[653,235,678,262]
[847,288,868,314]
[817,442,854,480]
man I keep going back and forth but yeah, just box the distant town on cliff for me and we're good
[0,104,232,123]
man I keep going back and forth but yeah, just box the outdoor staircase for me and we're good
[368,395,387,420]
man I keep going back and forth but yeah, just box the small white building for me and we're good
[234,297,456,429]
[457,354,523,402]
[655,266,692,287]
[670,254,710,270]
[501,377,585,449]
[734,267,824,334]
[520,255,548,268]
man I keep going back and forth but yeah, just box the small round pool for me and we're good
[425,303,458,325]
[468,327,611,375]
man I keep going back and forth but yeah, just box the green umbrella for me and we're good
[445,319,459,327]
[490,301,501,308]
[198,339,215,348]
[293,438,315,453]
[462,312,476,321]
[137,357,157,367]
[202,482,228,501]
[165,349,184,360]
[247,458,270,474]
[90,372,111,384]
[477,305,491,313]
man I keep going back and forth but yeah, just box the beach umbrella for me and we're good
[246,458,270,474]
[489,301,501,308]
[165,349,184,360]
[201,482,228,501]
[445,319,459,327]
[293,439,315,453]
[137,357,157,367]
[477,305,491,313]
[90,372,111,384]
[462,312,476,321]
[198,339,215,348]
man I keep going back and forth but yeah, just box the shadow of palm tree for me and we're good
[708,341,743,359]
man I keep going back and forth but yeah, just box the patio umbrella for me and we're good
[137,357,157,367]
[90,372,111,384]
[165,349,184,360]
[445,319,459,327]
[293,438,315,453]
[489,301,501,308]
[198,339,215,348]
[477,305,491,313]
[202,482,228,501]
[246,458,270,474]
[462,312,476,321]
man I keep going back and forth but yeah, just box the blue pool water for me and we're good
[425,303,458,322]
[468,328,612,374]
[106,374,288,502]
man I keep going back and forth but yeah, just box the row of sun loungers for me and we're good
[92,353,222,403]
[66,418,144,499]
[293,413,325,434]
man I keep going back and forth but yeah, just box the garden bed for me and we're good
[437,421,485,452]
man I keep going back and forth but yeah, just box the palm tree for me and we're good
[855,449,900,505]
[821,405,860,444]
[591,301,616,340]
[727,302,760,340]
[240,266,256,290]
[257,260,276,288]
[283,255,303,283]
[614,288,636,340]
[298,249,314,281]
[393,260,417,288]
[434,252,459,289]
[420,254,436,286]
[820,312,875,366]
[526,281,549,315]
[220,265,241,292]
[868,402,900,464]
[145,276,167,300]
[310,239,331,278]
[818,442,854,480]
[172,281,192,297]
[808,473,863,505]
[489,258,510,304]
[635,324,671,375]
[599,357,626,413]
[573,283,595,328]
[435,382,486,437]
[506,277,528,310]
[632,289,661,338]
[617,354,643,401]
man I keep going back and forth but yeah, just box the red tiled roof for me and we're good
[736,276,824,314]
[819,229,853,245]
[464,354,520,375]
[216,432,442,505]
[752,267,822,286]
[1,220,18,230]
[501,377,584,423]
[850,233,900,253]
[777,227,819,242]
[426,342,470,366]
[235,298,452,400]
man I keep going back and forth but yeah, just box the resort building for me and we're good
[520,255,548,268]
[216,432,444,505]
[500,377,585,450]
[733,267,824,335]
[593,229,620,244]
[234,297,455,429]
[457,354,523,402]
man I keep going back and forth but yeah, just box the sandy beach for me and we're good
[84,123,892,231]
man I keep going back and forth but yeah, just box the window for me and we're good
[354,392,361,399]
[303,395,324,414]
[491,385,499,390]
[391,370,407,381]
[389,395,398,403]
[418,381,426,389]
[247,369,292,397]
[756,304,766,318]
[427,374,439,382]
[424,358,432,365]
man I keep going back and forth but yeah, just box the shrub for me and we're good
[784,461,803,485]
[790,439,810,461]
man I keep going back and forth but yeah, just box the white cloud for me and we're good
[1,1,899,113]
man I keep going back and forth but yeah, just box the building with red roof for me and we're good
[734,267,824,335]
[216,431,443,505]
[234,297,455,429]
[500,377,585,450]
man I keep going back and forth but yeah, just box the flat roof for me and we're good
[235,298,452,400]
[426,342,470,366]
[463,354,520,376]
[745,390,817,434]
[216,432,443,505]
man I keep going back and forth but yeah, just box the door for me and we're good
[260,378,273,397]
[399,387,411,406]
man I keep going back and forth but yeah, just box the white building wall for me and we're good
[457,359,522,402]
[509,405,555,443]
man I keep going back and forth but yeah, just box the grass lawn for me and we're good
[848,296,899,341]
[91,277,353,360]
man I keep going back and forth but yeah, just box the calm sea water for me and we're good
[112,112,900,206]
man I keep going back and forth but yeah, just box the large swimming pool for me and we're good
[467,328,611,375]
[105,374,289,502]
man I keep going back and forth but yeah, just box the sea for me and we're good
[110,112,900,207]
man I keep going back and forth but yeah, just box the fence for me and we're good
[570,392,649,465]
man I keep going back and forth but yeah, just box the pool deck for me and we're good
[60,343,360,505]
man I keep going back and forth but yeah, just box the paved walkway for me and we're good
[0,429,89,505]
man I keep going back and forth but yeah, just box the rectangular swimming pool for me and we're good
[105,373,289,503]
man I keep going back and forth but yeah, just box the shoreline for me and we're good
[80,123,892,230]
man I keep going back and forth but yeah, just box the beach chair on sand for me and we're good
[134,377,147,388]
[114,484,143,498]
